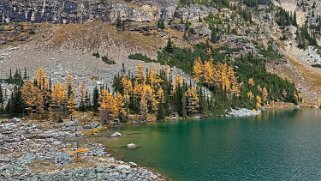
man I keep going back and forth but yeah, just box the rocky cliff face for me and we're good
[273,0,321,26]
[0,0,179,24]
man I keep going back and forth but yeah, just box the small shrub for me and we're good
[101,55,115,64]
[311,64,321,68]
[82,127,104,136]
[92,52,100,58]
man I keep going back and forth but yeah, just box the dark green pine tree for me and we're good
[293,12,297,26]
[67,84,73,98]
[165,37,174,53]
[116,14,124,31]
[157,97,165,121]
[181,93,187,117]
[23,68,28,79]
[9,69,13,80]
[157,20,165,29]
[0,84,3,115]
[92,86,99,112]
[5,97,12,115]
[0,84,3,105]
[10,86,24,116]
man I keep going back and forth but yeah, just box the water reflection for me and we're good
[88,109,321,180]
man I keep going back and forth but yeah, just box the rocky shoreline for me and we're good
[228,108,261,117]
[0,118,163,181]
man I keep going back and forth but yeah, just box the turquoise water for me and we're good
[94,109,321,180]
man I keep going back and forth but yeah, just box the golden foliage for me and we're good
[256,95,262,110]
[66,94,77,114]
[192,58,203,82]
[52,82,67,105]
[192,59,240,96]
[21,80,38,108]
[67,147,89,161]
[99,89,118,121]
[247,91,254,100]
[82,127,104,136]
[35,93,44,113]
[248,78,255,86]
[185,86,199,115]
[148,66,162,87]
[78,81,87,105]
[262,87,269,104]
[135,65,145,84]
[34,67,49,90]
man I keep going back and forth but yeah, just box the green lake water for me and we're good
[91,109,321,180]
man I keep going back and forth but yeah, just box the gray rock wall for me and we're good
[0,0,216,26]
[0,0,176,24]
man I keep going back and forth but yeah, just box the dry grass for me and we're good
[275,50,321,105]
[34,21,164,55]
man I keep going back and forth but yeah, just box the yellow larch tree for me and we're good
[156,87,164,103]
[66,94,77,114]
[145,84,158,112]
[65,74,77,114]
[121,73,133,103]
[21,80,38,113]
[203,61,215,86]
[78,81,87,110]
[115,92,126,119]
[51,83,67,106]
[213,62,222,87]
[185,86,199,115]
[135,65,145,84]
[34,67,49,90]
[262,87,269,105]
[51,82,67,121]
[256,95,262,110]
[140,94,148,119]
[247,91,254,100]
[173,75,183,93]
[220,63,228,90]
[148,66,162,88]
[230,72,240,97]
[35,93,44,114]
[193,58,203,82]
[248,78,255,87]
[99,89,117,123]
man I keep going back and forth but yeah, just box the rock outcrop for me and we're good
[0,0,178,24]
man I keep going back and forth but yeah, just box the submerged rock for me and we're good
[111,132,122,137]
[127,143,137,149]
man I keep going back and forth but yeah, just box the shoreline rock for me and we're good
[228,108,261,117]
[111,132,122,137]
[0,118,163,181]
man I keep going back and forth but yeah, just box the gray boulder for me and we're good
[90,121,101,129]
[12,117,22,123]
